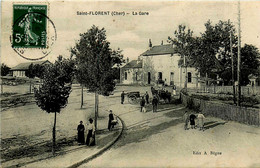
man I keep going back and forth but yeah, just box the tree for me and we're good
[168,24,195,89]
[71,25,117,131]
[111,48,125,80]
[33,64,46,79]
[1,63,11,76]
[202,20,259,85]
[233,44,260,85]
[200,20,237,84]
[34,56,74,154]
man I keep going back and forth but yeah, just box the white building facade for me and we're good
[121,44,200,88]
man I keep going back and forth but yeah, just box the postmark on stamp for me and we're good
[11,4,57,60]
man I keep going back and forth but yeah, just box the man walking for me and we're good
[145,91,149,104]
[121,91,125,104]
[140,96,146,112]
[152,96,158,112]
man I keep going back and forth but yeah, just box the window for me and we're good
[188,72,192,83]
[125,72,127,80]
[158,72,162,80]
[170,72,174,82]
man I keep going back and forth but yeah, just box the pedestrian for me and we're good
[183,111,189,130]
[140,96,146,112]
[86,118,95,146]
[121,91,125,104]
[77,121,85,145]
[189,113,196,129]
[108,110,114,131]
[172,84,177,96]
[152,96,158,112]
[197,112,206,131]
[145,91,149,104]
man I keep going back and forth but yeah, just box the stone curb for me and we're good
[67,114,124,168]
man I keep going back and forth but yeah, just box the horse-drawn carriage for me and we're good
[125,87,171,105]
[126,91,141,104]
[151,86,171,103]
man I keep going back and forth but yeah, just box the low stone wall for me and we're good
[180,92,260,126]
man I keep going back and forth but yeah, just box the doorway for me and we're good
[170,72,174,85]
[148,72,151,84]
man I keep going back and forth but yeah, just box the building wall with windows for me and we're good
[141,44,200,88]
[11,60,51,78]
[142,53,181,86]
[12,70,26,77]
[120,60,143,84]
[120,44,200,88]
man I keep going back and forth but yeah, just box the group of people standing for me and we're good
[183,111,206,131]
[121,90,159,113]
[77,118,96,146]
[120,85,178,114]
[77,110,117,146]
[140,91,159,113]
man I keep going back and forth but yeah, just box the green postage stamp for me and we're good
[13,5,47,48]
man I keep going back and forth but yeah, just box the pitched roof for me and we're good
[141,44,176,56]
[122,60,142,69]
[11,60,51,71]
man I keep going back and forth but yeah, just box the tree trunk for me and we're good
[205,73,208,92]
[94,92,99,130]
[196,74,198,93]
[52,112,57,155]
[1,83,3,94]
[185,66,187,92]
[29,79,32,93]
[81,85,84,108]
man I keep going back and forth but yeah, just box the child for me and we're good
[189,113,196,129]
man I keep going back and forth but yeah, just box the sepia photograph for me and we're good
[1,0,260,167]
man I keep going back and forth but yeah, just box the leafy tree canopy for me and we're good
[168,20,260,86]
[25,64,36,79]
[168,24,194,61]
[71,25,118,96]
[34,57,75,113]
[1,63,11,76]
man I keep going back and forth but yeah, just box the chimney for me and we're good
[149,39,152,49]
[161,40,163,45]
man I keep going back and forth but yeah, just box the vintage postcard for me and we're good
[1,0,260,167]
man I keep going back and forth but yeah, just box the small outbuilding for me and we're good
[11,60,51,77]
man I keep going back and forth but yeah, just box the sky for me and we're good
[1,0,260,67]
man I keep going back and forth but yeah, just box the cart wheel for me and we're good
[128,95,137,104]
[133,97,140,104]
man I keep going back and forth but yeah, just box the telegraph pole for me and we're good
[230,30,236,105]
[237,1,241,106]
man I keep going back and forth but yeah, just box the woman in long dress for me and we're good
[197,112,206,131]
[172,85,177,96]
[86,118,96,146]
[77,121,85,145]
